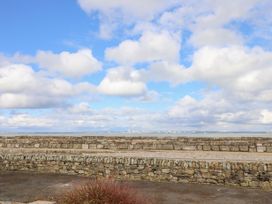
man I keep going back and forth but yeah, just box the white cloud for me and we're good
[6,114,53,127]
[261,110,272,124]
[7,49,102,78]
[145,61,191,85]
[105,31,180,65]
[168,92,272,131]
[77,0,178,21]
[168,94,230,122]
[0,64,38,94]
[36,49,102,77]
[67,102,93,114]
[0,63,96,108]
[98,66,147,96]
[2,94,272,132]
[0,54,10,66]
[189,28,243,47]
[77,0,179,39]
[158,0,260,47]
[0,94,61,109]
[244,0,272,48]
[1,0,272,132]
[0,104,164,132]
[190,0,259,29]
[191,46,272,102]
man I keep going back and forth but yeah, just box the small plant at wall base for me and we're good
[56,179,154,204]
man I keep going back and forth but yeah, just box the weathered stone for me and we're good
[239,146,249,152]
[220,146,230,151]
[266,146,272,152]
[28,201,56,204]
[203,146,211,151]
[0,136,271,153]
[96,144,104,149]
[249,146,256,152]
[162,169,170,174]
[257,144,266,153]
[182,146,196,151]
[229,146,239,152]
[82,144,89,150]
[248,181,259,187]
[211,146,219,151]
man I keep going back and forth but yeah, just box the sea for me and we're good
[0,132,272,138]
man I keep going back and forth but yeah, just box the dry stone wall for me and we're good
[0,151,271,190]
[0,136,272,152]
[1,136,272,190]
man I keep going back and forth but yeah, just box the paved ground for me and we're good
[1,148,272,162]
[0,172,271,204]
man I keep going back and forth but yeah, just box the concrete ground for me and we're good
[0,172,271,204]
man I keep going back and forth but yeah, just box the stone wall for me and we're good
[0,136,272,152]
[0,150,271,190]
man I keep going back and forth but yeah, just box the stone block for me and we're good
[196,145,203,150]
[266,146,272,152]
[173,145,182,150]
[229,146,239,152]
[248,181,259,187]
[182,146,196,151]
[96,144,104,149]
[203,145,211,151]
[117,144,128,149]
[219,146,229,151]
[82,144,89,150]
[34,143,40,148]
[88,144,97,149]
[249,146,256,152]
[211,145,219,151]
[162,169,170,173]
[28,201,56,204]
[256,144,266,153]
[239,146,249,152]
[73,143,82,149]
[161,144,174,150]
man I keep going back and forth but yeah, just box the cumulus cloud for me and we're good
[0,104,164,132]
[9,49,102,78]
[77,0,179,38]
[190,46,272,102]
[261,110,272,124]
[78,0,177,20]
[6,114,53,128]
[168,94,230,124]
[1,0,272,132]
[36,49,102,77]
[145,61,191,85]
[105,31,180,65]
[2,95,272,132]
[0,63,96,108]
[189,28,243,48]
[98,66,147,96]
[158,0,260,47]
[168,92,272,131]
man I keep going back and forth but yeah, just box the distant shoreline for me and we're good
[0,132,272,138]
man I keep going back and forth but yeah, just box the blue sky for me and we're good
[0,0,272,132]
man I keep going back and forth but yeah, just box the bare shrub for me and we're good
[56,179,153,204]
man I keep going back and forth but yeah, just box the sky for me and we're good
[0,0,272,132]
